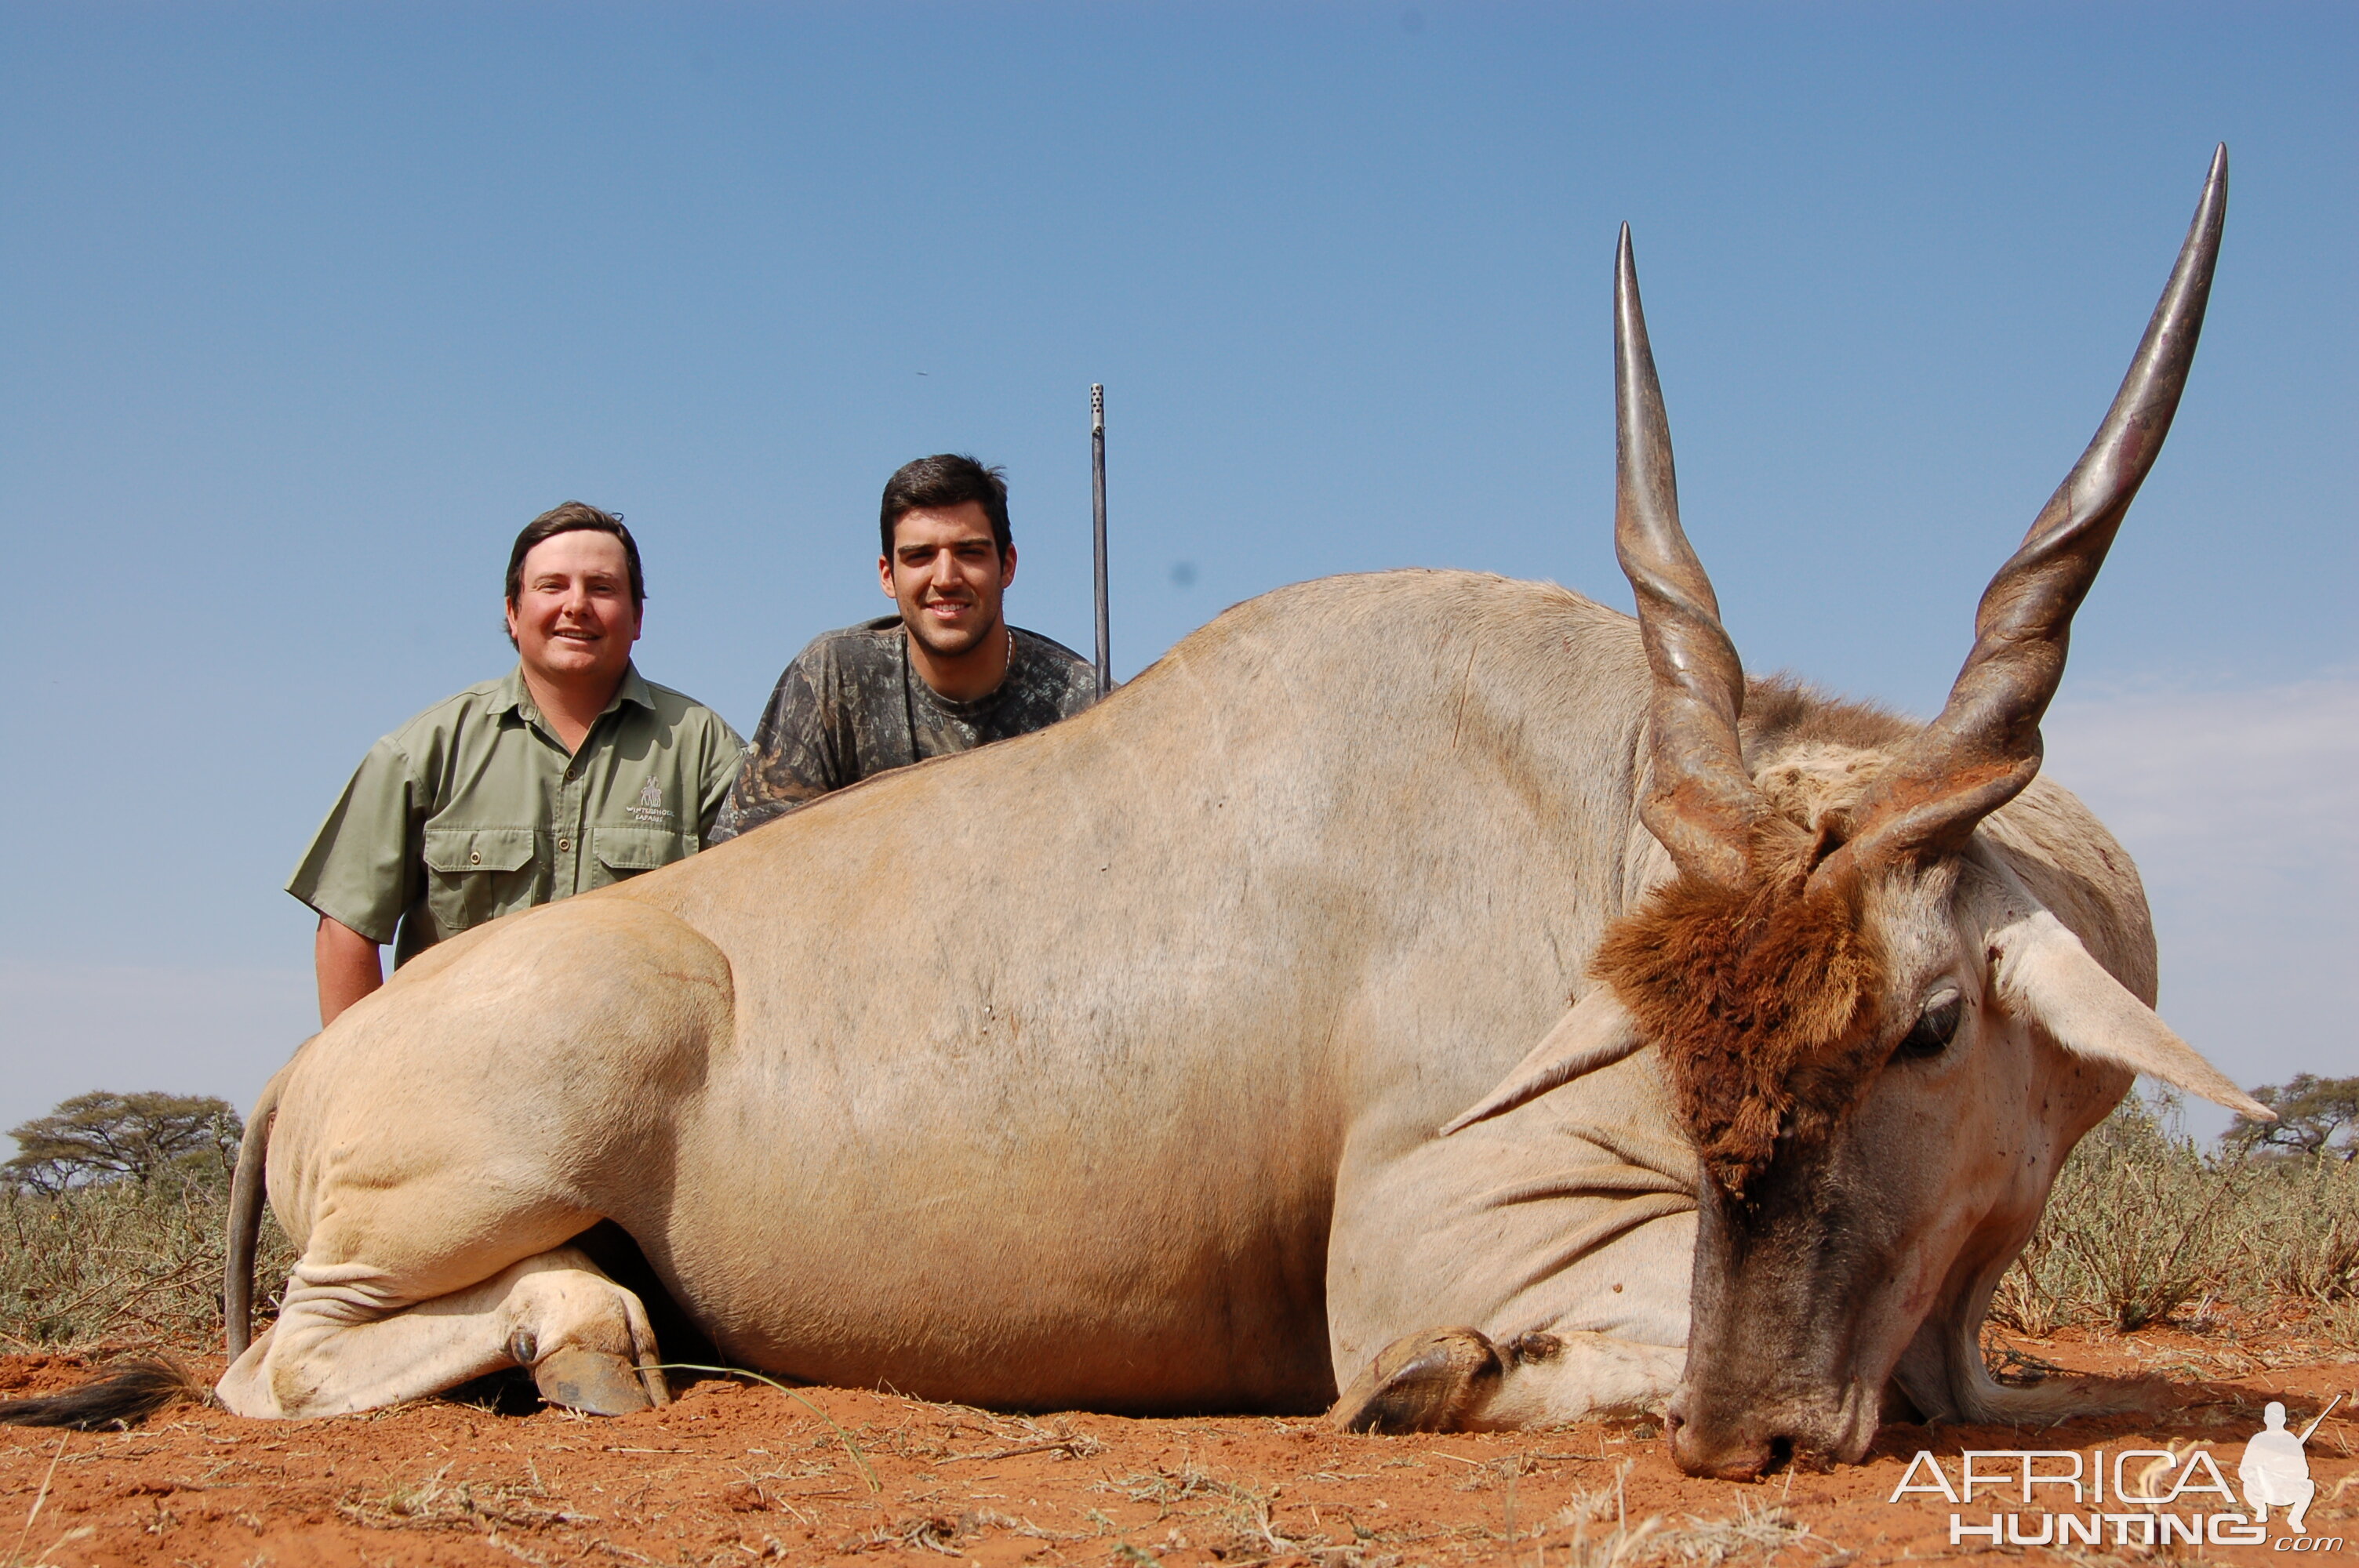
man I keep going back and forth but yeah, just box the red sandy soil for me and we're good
[2,1315,2351,1568]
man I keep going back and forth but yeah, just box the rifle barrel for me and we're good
[1091,383,1111,696]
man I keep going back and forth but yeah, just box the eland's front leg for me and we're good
[1326,1051,1699,1432]
[1331,1325,1682,1432]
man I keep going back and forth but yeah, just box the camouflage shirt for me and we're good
[708,617,1099,841]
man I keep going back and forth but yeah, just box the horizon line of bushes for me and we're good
[1,1081,2352,1355]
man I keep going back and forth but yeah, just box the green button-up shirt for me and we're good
[287,664,743,966]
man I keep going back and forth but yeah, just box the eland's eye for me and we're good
[1895,991,1963,1061]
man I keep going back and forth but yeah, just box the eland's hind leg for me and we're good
[216,1142,668,1417]
[220,1243,667,1418]
[216,895,732,1419]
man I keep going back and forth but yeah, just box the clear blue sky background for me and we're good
[3,4,2351,1144]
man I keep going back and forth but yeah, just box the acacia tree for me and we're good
[2,1091,244,1194]
[2226,1074,2359,1162]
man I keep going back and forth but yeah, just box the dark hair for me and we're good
[879,455,1011,559]
[505,502,645,608]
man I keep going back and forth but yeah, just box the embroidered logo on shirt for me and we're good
[627,777,675,828]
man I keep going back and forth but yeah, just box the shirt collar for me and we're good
[492,665,535,720]
[495,662,654,724]
[609,664,657,715]
[892,621,1021,713]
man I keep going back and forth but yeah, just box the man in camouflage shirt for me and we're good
[709,455,1098,841]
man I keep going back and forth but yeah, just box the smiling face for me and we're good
[880,501,1017,661]
[503,529,642,692]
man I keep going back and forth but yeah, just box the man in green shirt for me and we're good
[288,503,743,1026]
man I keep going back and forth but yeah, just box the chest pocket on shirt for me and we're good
[421,826,540,935]
[591,825,692,884]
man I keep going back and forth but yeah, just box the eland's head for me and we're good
[1450,147,2264,1477]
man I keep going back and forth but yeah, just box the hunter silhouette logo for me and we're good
[2242,1396,2335,1535]
[1888,1393,2345,1551]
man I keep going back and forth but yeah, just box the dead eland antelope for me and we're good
[3,149,2259,1480]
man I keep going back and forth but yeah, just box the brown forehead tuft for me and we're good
[1592,844,1889,1200]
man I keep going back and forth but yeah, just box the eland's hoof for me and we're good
[1330,1327,1503,1433]
[533,1347,656,1416]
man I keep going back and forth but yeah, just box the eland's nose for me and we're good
[1666,1403,1791,1481]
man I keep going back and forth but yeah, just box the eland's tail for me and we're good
[225,1053,299,1360]
[0,1358,209,1430]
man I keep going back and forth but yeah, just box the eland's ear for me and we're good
[1441,989,1646,1136]
[1991,910,2272,1121]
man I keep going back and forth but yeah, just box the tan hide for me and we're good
[1439,989,1645,1136]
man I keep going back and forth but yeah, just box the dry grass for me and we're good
[1642,1493,1828,1566]
[2,1095,2350,1368]
[0,1173,295,1353]
[1092,1464,1314,1558]
[1542,1469,1830,1568]
[334,1461,599,1534]
[1991,1096,2359,1345]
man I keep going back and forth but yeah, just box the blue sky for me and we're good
[2,4,2351,1142]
